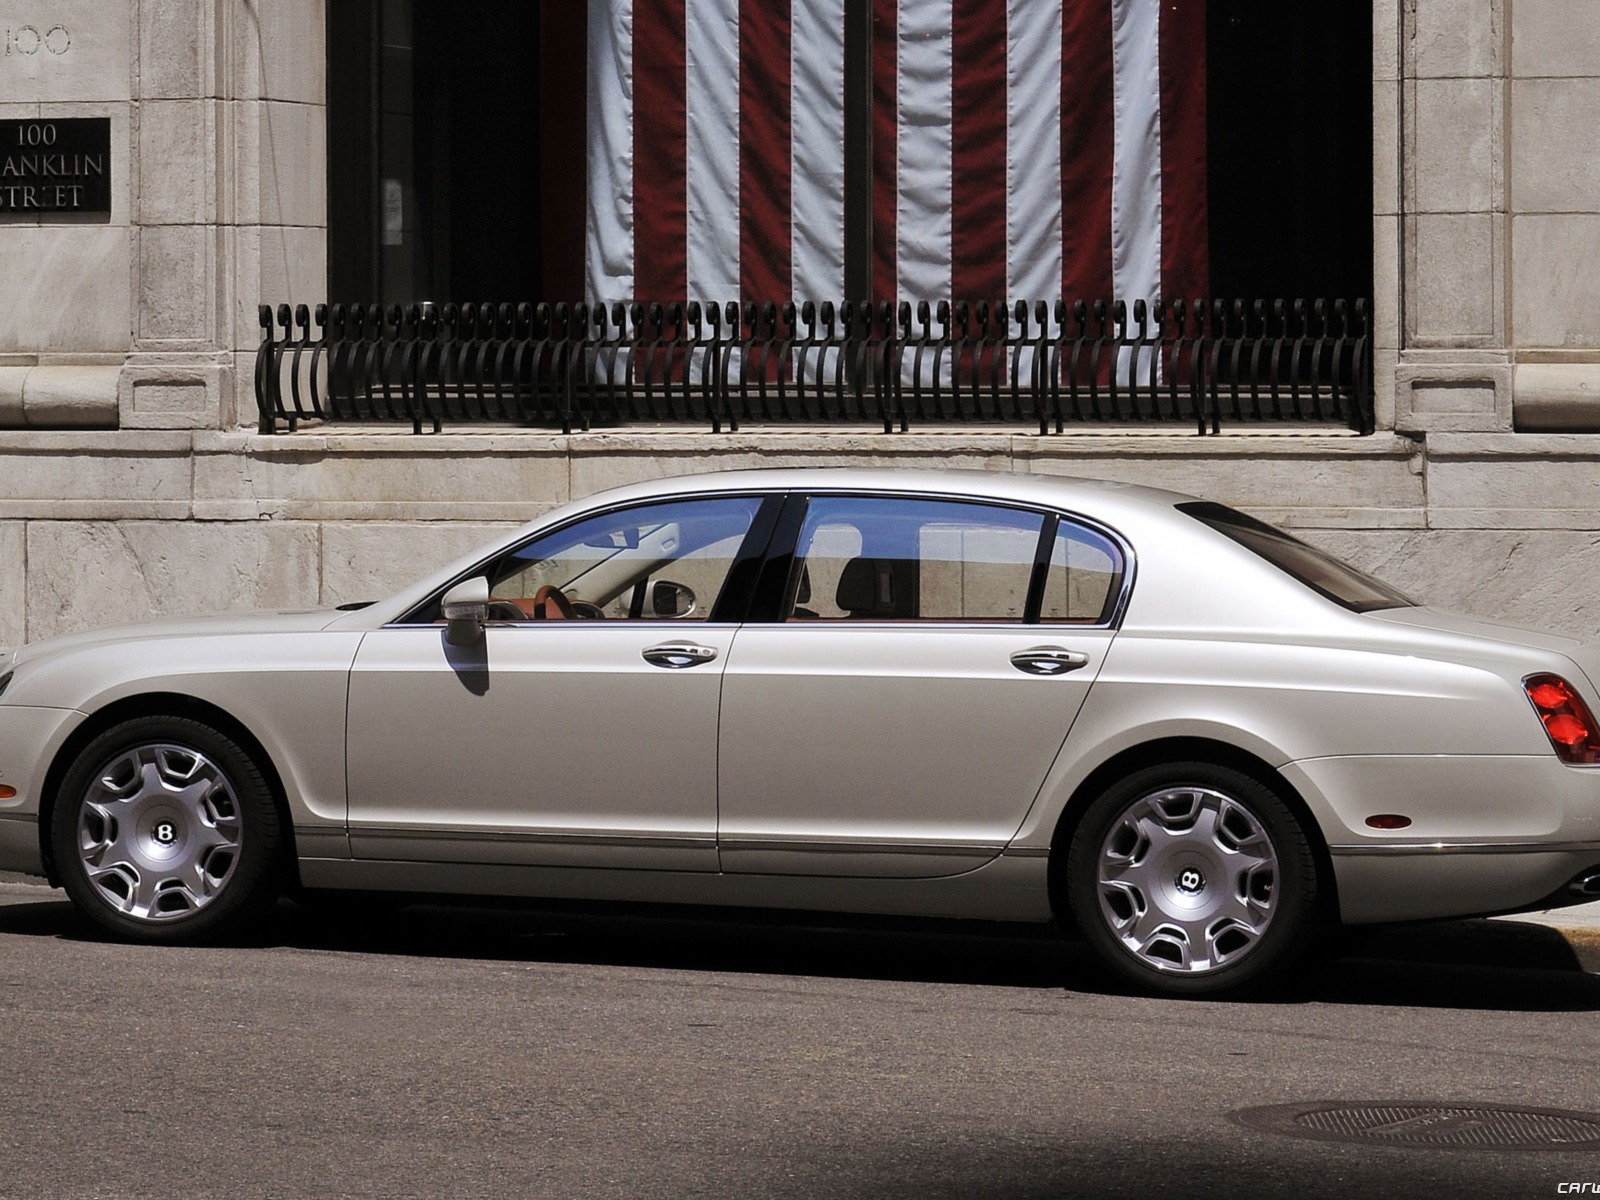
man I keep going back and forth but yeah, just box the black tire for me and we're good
[1066,761,1319,997]
[50,716,284,942]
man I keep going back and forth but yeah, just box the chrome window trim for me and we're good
[772,486,1137,632]
[382,485,1137,633]
[386,489,780,627]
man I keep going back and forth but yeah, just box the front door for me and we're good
[345,493,770,871]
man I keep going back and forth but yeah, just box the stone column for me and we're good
[1392,0,1512,434]
[1507,0,1600,429]
[124,0,326,433]
[1373,0,1401,430]
[122,0,226,430]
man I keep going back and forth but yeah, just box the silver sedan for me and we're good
[3,468,1599,997]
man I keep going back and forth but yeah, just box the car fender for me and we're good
[1007,628,1556,851]
[7,631,364,833]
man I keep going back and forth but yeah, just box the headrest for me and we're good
[837,556,897,616]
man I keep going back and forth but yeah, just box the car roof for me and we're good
[568,466,1202,521]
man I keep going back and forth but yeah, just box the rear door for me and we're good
[717,492,1126,878]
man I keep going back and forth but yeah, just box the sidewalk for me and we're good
[1503,898,1600,933]
[1497,897,1600,970]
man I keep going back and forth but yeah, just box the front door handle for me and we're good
[1010,646,1089,676]
[642,643,719,669]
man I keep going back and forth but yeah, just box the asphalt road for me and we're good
[2,880,1600,1200]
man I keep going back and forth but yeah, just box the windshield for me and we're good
[1177,501,1414,613]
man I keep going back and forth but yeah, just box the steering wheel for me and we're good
[532,584,578,620]
[485,600,527,622]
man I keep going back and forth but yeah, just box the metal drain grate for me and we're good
[1234,1102,1600,1151]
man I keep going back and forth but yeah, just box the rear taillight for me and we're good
[1524,674,1600,765]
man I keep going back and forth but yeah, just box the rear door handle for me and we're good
[642,643,719,669]
[1009,646,1089,676]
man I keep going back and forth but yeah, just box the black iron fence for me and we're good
[254,297,1373,435]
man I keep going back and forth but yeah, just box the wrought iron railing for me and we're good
[254,298,1373,436]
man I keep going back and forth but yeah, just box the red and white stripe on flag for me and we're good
[585,0,1207,309]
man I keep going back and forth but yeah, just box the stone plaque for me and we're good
[0,116,109,213]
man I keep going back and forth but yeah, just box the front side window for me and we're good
[484,495,764,620]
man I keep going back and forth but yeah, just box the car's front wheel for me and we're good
[1066,762,1319,997]
[50,716,284,942]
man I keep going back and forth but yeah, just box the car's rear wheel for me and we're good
[50,716,284,942]
[1066,762,1319,997]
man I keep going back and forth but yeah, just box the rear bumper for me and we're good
[1282,752,1600,923]
[1330,841,1600,924]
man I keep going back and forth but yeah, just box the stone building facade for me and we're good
[2,0,1599,653]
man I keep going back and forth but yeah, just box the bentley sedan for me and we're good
[3,468,1600,996]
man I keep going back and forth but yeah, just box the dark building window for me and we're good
[1205,1,1372,301]
[326,0,584,306]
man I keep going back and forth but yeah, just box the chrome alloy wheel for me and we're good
[74,742,244,922]
[1095,785,1279,975]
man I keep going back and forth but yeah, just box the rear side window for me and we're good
[783,495,1126,624]
[1178,501,1413,613]
[788,497,1042,622]
[1039,520,1124,623]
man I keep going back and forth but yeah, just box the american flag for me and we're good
[585,0,1208,310]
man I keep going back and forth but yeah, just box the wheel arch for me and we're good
[1044,736,1339,927]
[38,692,299,889]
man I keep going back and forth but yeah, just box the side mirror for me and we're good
[650,580,697,618]
[441,577,490,646]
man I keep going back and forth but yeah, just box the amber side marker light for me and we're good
[1524,674,1600,765]
[0,786,15,800]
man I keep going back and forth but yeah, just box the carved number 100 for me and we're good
[15,123,56,147]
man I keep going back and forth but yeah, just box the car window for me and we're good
[1178,500,1414,613]
[487,495,763,620]
[1039,520,1125,623]
[785,496,1045,622]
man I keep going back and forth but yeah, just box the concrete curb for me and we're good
[1499,898,1600,933]
[1495,900,1600,970]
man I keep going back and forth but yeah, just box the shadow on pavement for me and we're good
[4,882,1600,1011]
[276,891,1082,990]
[1293,920,1600,1011]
